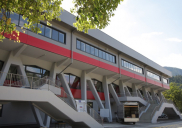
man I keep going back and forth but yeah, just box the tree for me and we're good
[163,82,182,112]
[0,0,124,42]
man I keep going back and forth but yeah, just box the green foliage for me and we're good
[164,67,182,76]
[169,75,182,84]
[71,0,124,33]
[163,82,182,112]
[0,0,63,42]
[0,0,124,42]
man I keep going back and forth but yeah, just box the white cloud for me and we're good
[157,53,182,69]
[166,38,182,42]
[141,32,163,38]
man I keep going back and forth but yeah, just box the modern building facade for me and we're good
[0,10,181,128]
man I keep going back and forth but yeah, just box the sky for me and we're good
[61,0,182,69]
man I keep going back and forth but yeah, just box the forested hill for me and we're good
[164,67,182,76]
[169,75,182,84]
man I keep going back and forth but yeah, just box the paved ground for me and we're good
[103,120,182,128]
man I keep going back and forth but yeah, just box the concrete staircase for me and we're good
[0,86,104,128]
[139,104,158,123]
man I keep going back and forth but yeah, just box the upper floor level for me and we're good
[1,10,171,88]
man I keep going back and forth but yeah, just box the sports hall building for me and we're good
[0,10,181,128]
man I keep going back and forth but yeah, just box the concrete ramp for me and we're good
[0,86,103,128]
[152,103,182,123]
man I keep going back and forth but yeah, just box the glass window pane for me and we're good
[112,56,115,63]
[103,52,106,60]
[95,48,98,56]
[77,40,81,49]
[81,42,85,51]
[19,15,28,27]
[59,32,65,43]
[91,46,94,55]
[106,53,109,61]
[99,50,102,58]
[10,13,19,25]
[52,29,58,41]
[26,66,41,74]
[86,44,90,53]
[38,24,45,35]
[45,26,52,38]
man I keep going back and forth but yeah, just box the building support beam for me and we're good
[50,62,57,80]
[142,86,149,101]
[87,79,104,109]
[109,84,121,106]
[119,80,125,97]
[13,44,27,57]
[85,67,98,74]
[132,84,138,97]
[31,106,45,127]
[0,51,29,86]
[81,71,87,102]
[44,114,51,128]
[56,58,70,67]
[103,76,112,122]
[57,73,76,109]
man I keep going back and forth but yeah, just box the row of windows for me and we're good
[76,40,116,63]
[147,71,161,81]
[121,60,143,74]
[9,13,66,44]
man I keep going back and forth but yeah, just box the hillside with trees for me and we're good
[164,67,182,76]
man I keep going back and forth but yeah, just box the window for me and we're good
[76,40,81,49]
[81,42,85,51]
[19,15,28,27]
[8,12,66,44]
[76,39,116,63]
[95,48,99,56]
[10,13,19,25]
[59,32,65,43]
[92,79,103,92]
[52,29,58,41]
[121,59,143,74]
[147,71,160,81]
[61,73,81,89]
[112,83,120,93]
[163,78,168,84]
[91,46,95,55]
[45,26,52,38]
[86,44,90,53]
[0,104,3,117]
[24,65,50,78]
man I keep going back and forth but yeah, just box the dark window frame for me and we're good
[0,60,4,71]
[64,73,81,89]
[76,39,116,64]
[121,59,143,74]
[92,79,103,92]
[147,70,161,81]
[24,65,50,78]
[9,12,66,44]
[0,104,3,117]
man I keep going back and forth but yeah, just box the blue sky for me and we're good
[62,0,182,69]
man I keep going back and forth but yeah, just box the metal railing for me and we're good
[0,71,103,125]
[85,103,103,125]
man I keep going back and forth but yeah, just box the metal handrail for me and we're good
[0,71,103,125]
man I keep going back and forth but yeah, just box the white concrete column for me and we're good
[151,89,155,98]
[142,86,148,101]
[0,51,29,86]
[58,73,76,109]
[49,62,57,80]
[119,80,125,96]
[158,91,163,100]
[132,83,137,97]
[103,76,112,122]
[31,106,45,127]
[87,79,104,109]
[81,71,87,102]
[109,84,121,106]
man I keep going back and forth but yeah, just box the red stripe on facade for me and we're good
[4,32,167,88]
